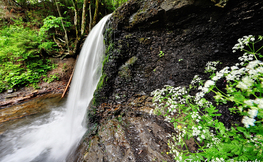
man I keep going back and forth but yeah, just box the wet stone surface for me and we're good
[69,95,175,162]
[0,94,65,123]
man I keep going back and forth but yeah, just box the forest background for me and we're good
[0,0,127,93]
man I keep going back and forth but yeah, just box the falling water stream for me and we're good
[0,14,111,162]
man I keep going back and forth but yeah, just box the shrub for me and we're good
[0,21,57,92]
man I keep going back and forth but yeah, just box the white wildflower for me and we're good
[192,127,201,136]
[226,86,234,93]
[212,136,221,144]
[212,75,220,81]
[248,54,254,60]
[214,93,223,100]
[248,109,258,118]
[236,81,249,90]
[242,76,254,87]
[195,92,205,101]
[226,68,243,81]
[231,66,239,70]
[204,80,215,88]
[191,75,201,85]
[242,116,256,128]
[211,157,224,162]
[244,99,255,107]
[232,35,254,52]
[255,98,263,109]
[205,61,219,73]
[206,143,212,148]
[246,60,261,69]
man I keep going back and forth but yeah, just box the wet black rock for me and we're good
[96,0,263,105]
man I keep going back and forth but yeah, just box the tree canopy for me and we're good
[0,0,127,92]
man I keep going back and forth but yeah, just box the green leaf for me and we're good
[233,91,245,102]
[237,127,246,132]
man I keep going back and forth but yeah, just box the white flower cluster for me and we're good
[232,35,255,53]
[242,116,255,128]
[247,136,261,148]
[248,109,258,118]
[191,75,202,85]
[173,126,186,144]
[211,157,224,162]
[225,66,246,81]
[236,76,254,90]
[191,111,201,123]
[242,109,258,128]
[151,85,188,102]
[205,61,220,73]
[209,53,262,90]
[192,126,207,141]
[247,98,263,109]
[206,132,221,148]
[151,85,190,122]
[195,80,215,101]
[238,53,254,65]
[167,141,183,162]
[195,91,205,103]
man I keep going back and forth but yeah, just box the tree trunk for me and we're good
[88,2,92,32]
[92,0,99,27]
[81,0,87,36]
[55,0,70,54]
[71,0,81,55]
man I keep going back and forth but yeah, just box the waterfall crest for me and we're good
[0,14,111,162]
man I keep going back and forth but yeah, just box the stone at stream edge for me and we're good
[68,95,198,162]
[0,94,65,123]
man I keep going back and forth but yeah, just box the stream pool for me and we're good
[0,95,68,162]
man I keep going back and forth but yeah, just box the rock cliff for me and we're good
[69,0,263,161]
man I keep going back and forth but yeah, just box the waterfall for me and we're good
[0,14,111,162]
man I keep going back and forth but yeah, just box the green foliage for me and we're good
[151,35,263,161]
[39,16,72,36]
[159,51,164,58]
[63,63,67,69]
[43,73,60,83]
[0,22,58,92]
[102,0,129,11]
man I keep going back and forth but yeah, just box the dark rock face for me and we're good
[72,0,263,161]
[96,0,263,105]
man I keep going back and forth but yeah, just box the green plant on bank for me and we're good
[159,51,164,58]
[63,63,67,69]
[151,35,263,161]
[39,15,72,36]
[43,73,60,83]
[103,0,129,11]
[0,20,58,92]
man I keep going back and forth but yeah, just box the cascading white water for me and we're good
[0,14,111,162]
